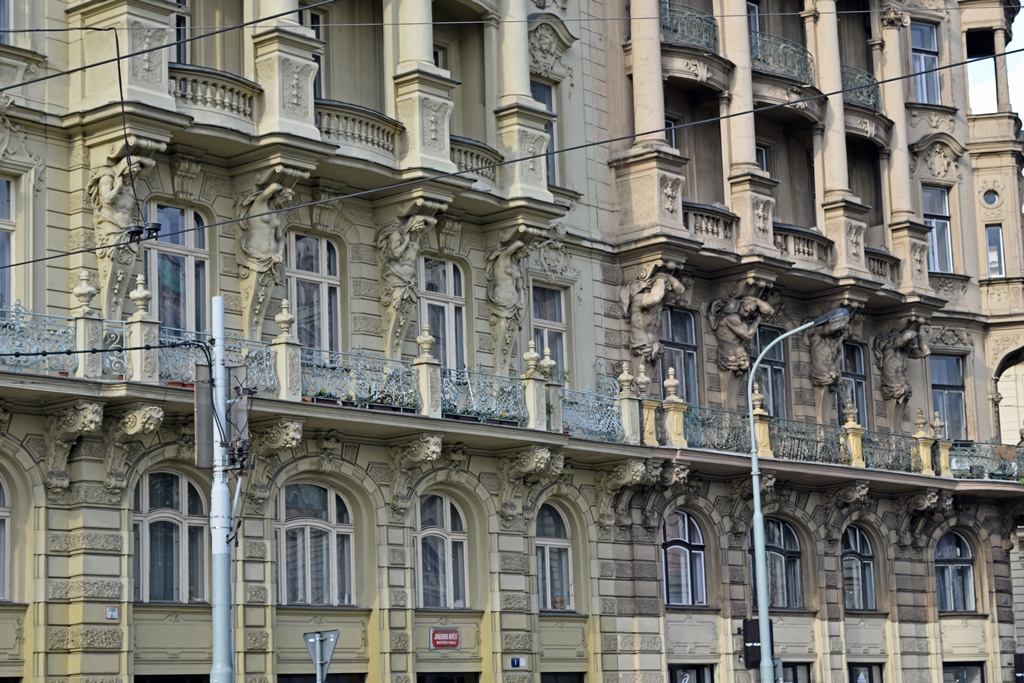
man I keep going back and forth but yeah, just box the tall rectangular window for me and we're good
[530,80,557,186]
[755,144,771,175]
[849,664,884,683]
[300,9,325,100]
[986,224,1005,278]
[660,309,699,403]
[0,179,12,310]
[287,234,340,352]
[922,186,952,272]
[751,326,787,418]
[911,22,941,104]
[420,258,466,368]
[145,205,207,332]
[839,342,868,427]
[942,664,983,683]
[173,0,190,64]
[532,285,566,373]
[931,355,966,441]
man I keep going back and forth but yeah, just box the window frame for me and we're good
[415,493,469,610]
[662,509,707,606]
[0,477,8,600]
[419,257,466,369]
[287,232,341,352]
[842,525,876,611]
[536,503,573,611]
[838,342,869,427]
[935,531,976,612]
[922,185,953,273]
[751,326,787,418]
[0,178,13,310]
[171,0,190,65]
[849,663,884,683]
[300,8,326,100]
[132,471,208,604]
[911,22,941,104]
[0,0,10,47]
[145,203,208,332]
[275,482,355,607]
[532,284,567,375]
[930,354,967,441]
[659,309,700,403]
[668,665,714,683]
[530,79,558,186]
[985,224,1005,278]
[751,518,802,609]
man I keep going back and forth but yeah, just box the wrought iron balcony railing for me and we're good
[949,441,1023,480]
[750,32,814,84]
[159,328,278,396]
[660,1,719,54]
[0,303,78,375]
[441,366,529,425]
[683,405,751,452]
[862,431,919,472]
[841,65,880,111]
[561,387,623,441]
[302,348,418,410]
[769,418,850,465]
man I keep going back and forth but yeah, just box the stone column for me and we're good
[994,28,1012,113]
[413,326,442,419]
[498,0,532,107]
[125,275,161,384]
[721,0,758,172]
[878,15,914,222]
[71,270,104,380]
[814,0,851,200]
[396,0,434,71]
[630,0,668,147]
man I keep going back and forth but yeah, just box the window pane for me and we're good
[187,483,203,516]
[454,306,465,370]
[690,550,706,605]
[0,231,10,310]
[0,179,11,220]
[423,258,447,294]
[843,556,863,609]
[665,546,688,604]
[450,503,464,533]
[286,528,307,603]
[335,495,350,524]
[327,286,339,352]
[427,303,448,367]
[309,528,330,604]
[537,505,567,538]
[420,535,447,607]
[285,484,329,521]
[420,495,444,529]
[452,540,466,608]
[157,253,187,330]
[547,330,565,370]
[550,546,570,609]
[157,205,186,246]
[326,241,338,276]
[533,287,563,322]
[149,521,180,601]
[945,390,966,441]
[785,557,801,607]
[193,259,207,331]
[337,533,352,604]
[294,235,320,273]
[922,187,948,216]
[149,473,180,511]
[453,264,463,297]
[911,23,937,50]
[862,560,875,610]
[188,525,204,602]
[931,356,963,385]
[133,523,142,601]
[936,565,951,610]
[296,280,322,350]
[538,546,549,608]
[193,213,205,250]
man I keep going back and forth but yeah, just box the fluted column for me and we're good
[994,28,1012,113]
[630,0,668,146]
[498,0,532,105]
[813,0,851,200]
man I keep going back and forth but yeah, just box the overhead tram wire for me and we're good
[0,42,1021,275]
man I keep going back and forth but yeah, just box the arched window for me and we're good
[537,504,572,610]
[276,483,354,605]
[842,525,875,610]
[416,493,467,608]
[751,518,802,608]
[662,509,706,606]
[145,204,207,332]
[936,531,975,612]
[287,233,340,352]
[132,471,207,603]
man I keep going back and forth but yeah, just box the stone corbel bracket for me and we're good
[639,458,698,528]
[103,405,164,494]
[312,187,344,233]
[44,401,104,495]
[315,429,345,472]
[497,446,564,527]
[158,415,196,462]
[171,154,201,201]
[388,434,443,518]
[595,459,648,528]
[896,487,953,547]
[246,419,304,513]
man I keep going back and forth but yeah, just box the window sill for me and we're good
[132,602,210,609]
[905,101,958,117]
[666,604,720,613]
[539,609,588,618]
[751,607,818,617]
[414,607,486,615]
[939,611,988,618]
[0,43,46,70]
[842,608,889,617]
[276,604,371,613]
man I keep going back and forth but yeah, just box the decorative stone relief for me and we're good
[315,430,345,471]
[620,265,686,364]
[909,110,954,132]
[44,401,104,495]
[911,243,927,276]
[311,187,343,233]
[660,176,681,217]
[486,228,534,376]
[520,130,549,183]
[880,6,911,28]
[171,154,200,200]
[376,199,447,359]
[528,19,576,86]
[103,405,164,494]
[129,21,168,85]
[931,276,967,304]
[235,166,308,337]
[436,214,461,254]
[421,98,450,153]
[497,446,564,527]
[246,419,302,512]
[528,223,581,281]
[532,0,568,15]
[752,197,773,235]
[595,460,647,528]
[708,296,774,374]
[282,58,314,117]
[872,316,930,404]
[388,434,443,515]
[87,142,162,320]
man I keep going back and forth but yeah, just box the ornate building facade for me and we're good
[0,1,1021,683]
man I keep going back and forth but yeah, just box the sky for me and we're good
[966,13,1024,114]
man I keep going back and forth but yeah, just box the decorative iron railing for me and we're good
[660,1,719,53]
[441,366,528,424]
[302,348,418,410]
[750,32,814,84]
[159,329,278,396]
[769,418,850,465]
[102,320,131,378]
[0,303,78,375]
[168,63,259,123]
[683,405,751,452]
[561,387,623,441]
[949,441,1022,480]
[841,65,880,111]
[862,431,918,472]
[314,99,402,160]
[450,136,502,185]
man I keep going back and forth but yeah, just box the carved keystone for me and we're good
[595,459,647,528]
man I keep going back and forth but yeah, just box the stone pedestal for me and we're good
[610,146,689,242]
[495,102,555,201]
[729,172,780,257]
[252,27,323,140]
[270,332,302,402]
[395,69,459,173]
[890,220,935,296]
[822,198,872,279]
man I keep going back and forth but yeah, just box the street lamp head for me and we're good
[811,307,849,327]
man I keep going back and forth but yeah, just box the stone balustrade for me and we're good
[314,99,403,165]
[681,201,738,251]
[865,247,900,287]
[772,223,833,270]
[168,63,260,130]
[450,136,503,189]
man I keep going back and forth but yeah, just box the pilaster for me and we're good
[609,147,689,243]
[729,172,780,256]
[890,220,935,296]
[251,26,323,140]
[495,101,555,201]
[822,198,872,279]
[395,69,460,174]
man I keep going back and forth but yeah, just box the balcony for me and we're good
[314,99,402,167]
[841,65,880,112]
[750,32,813,84]
[3,300,1022,483]
[773,223,833,270]
[660,1,719,53]
[168,63,260,132]
[450,136,503,191]
[681,201,738,252]
[865,247,899,288]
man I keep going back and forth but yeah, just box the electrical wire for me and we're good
[0,339,203,360]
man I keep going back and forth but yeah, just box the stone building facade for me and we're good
[0,1,1021,683]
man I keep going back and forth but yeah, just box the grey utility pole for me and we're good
[210,296,233,683]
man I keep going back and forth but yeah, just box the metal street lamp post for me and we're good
[746,307,848,683]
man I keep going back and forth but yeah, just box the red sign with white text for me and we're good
[429,627,461,650]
